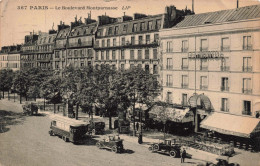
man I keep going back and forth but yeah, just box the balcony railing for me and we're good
[166,65,173,70]
[181,65,188,70]
[221,46,230,51]
[94,40,159,49]
[166,82,173,87]
[200,85,208,90]
[242,88,252,94]
[242,111,251,116]
[221,86,229,92]
[243,45,252,50]
[181,83,189,89]
[200,66,208,71]
[181,48,188,52]
[221,66,230,71]
[200,47,208,52]
[242,66,252,72]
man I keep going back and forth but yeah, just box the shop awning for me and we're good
[149,106,193,123]
[188,93,213,111]
[201,111,260,138]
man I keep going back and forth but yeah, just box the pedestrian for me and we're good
[181,148,186,163]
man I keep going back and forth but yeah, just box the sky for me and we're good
[0,0,260,47]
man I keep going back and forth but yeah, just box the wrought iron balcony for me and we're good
[221,86,229,92]
[242,66,252,72]
[242,88,252,94]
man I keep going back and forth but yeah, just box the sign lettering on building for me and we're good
[188,51,224,59]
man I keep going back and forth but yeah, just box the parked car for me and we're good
[96,135,124,153]
[22,102,38,116]
[148,139,181,158]
[87,120,105,135]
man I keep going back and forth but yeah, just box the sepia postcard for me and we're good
[0,0,260,166]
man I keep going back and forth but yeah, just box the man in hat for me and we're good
[181,148,187,163]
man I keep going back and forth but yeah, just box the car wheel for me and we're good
[153,144,159,151]
[49,130,54,136]
[169,150,177,158]
[148,146,153,151]
[63,136,68,142]
[96,142,102,149]
[112,146,118,153]
[92,129,96,135]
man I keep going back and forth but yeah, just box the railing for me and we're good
[181,84,189,89]
[242,111,251,116]
[242,66,252,72]
[221,86,229,92]
[242,88,252,94]
[181,65,188,70]
[200,47,208,52]
[166,65,173,70]
[181,48,188,52]
[243,45,252,50]
[166,82,173,87]
[220,66,230,71]
[221,46,230,51]
[94,40,159,48]
[200,85,208,90]
[200,66,208,71]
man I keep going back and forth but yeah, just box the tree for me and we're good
[13,69,31,103]
[0,69,14,99]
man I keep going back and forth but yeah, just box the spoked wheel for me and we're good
[49,130,55,136]
[153,144,159,151]
[148,146,153,151]
[169,150,177,158]
[112,146,118,153]
[96,142,102,149]
[63,136,68,142]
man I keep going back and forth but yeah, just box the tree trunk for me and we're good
[75,103,79,120]
[43,98,45,111]
[34,96,36,101]
[54,104,56,114]
[133,102,136,136]
[20,94,22,104]
[164,123,166,140]
[8,90,10,100]
[25,95,28,101]
[109,110,112,129]
[3,91,4,98]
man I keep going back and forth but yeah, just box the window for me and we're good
[166,92,172,103]
[166,41,173,52]
[221,77,229,91]
[96,64,99,70]
[138,50,142,59]
[148,21,153,30]
[130,50,134,60]
[95,51,99,60]
[243,36,252,50]
[78,38,82,46]
[102,40,105,47]
[166,74,173,87]
[221,58,230,71]
[113,38,116,46]
[106,51,109,60]
[80,50,83,57]
[155,19,161,29]
[200,59,208,70]
[81,62,84,67]
[166,58,173,70]
[243,57,252,72]
[200,76,208,90]
[153,49,157,59]
[140,22,145,31]
[107,39,110,47]
[182,40,188,52]
[182,58,188,70]
[130,64,134,69]
[123,25,127,33]
[200,39,208,51]
[131,36,135,45]
[121,63,125,70]
[133,23,138,32]
[55,51,59,58]
[55,61,59,69]
[153,65,158,74]
[243,101,251,115]
[121,50,125,60]
[115,26,119,35]
[96,41,100,47]
[146,35,150,44]
[138,36,143,44]
[112,50,116,60]
[145,65,149,73]
[221,37,229,51]
[74,50,78,57]
[108,27,113,35]
[154,34,159,42]
[221,98,229,112]
[121,37,125,46]
[145,49,149,59]
[182,94,188,106]
[101,51,104,60]
[182,75,188,88]
[242,78,252,94]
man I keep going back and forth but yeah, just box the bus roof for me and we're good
[50,114,89,127]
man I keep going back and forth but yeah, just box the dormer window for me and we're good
[78,38,82,45]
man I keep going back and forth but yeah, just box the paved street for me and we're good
[0,99,200,166]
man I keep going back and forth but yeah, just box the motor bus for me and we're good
[49,115,89,144]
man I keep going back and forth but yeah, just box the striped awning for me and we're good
[201,111,260,138]
[188,93,213,111]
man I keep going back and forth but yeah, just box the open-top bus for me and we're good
[49,115,89,144]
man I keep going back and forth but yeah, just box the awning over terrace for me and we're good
[200,111,260,138]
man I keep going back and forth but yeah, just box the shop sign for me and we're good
[188,51,224,59]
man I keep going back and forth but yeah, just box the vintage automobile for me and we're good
[22,102,38,116]
[87,120,105,135]
[148,139,181,158]
[96,135,124,153]
[49,115,89,144]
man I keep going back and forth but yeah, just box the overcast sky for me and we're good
[0,0,259,47]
